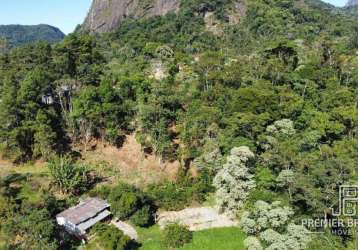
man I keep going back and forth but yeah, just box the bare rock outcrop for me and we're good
[82,0,180,33]
[347,0,358,7]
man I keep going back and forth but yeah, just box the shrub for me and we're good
[88,185,111,199]
[130,205,153,227]
[147,172,213,210]
[108,183,140,219]
[92,223,132,250]
[106,183,156,226]
[163,223,193,249]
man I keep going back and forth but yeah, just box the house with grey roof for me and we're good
[56,197,111,237]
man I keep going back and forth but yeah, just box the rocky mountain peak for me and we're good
[82,0,181,34]
[346,0,358,7]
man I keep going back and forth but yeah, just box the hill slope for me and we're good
[0,24,65,49]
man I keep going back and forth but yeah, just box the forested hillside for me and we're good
[1,0,358,249]
[0,24,64,51]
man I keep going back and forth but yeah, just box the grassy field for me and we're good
[137,226,246,250]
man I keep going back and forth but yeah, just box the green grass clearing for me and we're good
[137,226,246,250]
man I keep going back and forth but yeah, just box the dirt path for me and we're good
[111,220,138,240]
[157,207,238,231]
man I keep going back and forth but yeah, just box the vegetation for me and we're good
[241,201,311,250]
[213,146,255,216]
[91,183,156,227]
[0,172,70,249]
[146,173,213,211]
[137,226,246,250]
[1,0,358,249]
[47,155,93,195]
[162,223,193,249]
[92,223,132,250]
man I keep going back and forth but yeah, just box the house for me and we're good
[56,197,111,238]
[41,94,54,105]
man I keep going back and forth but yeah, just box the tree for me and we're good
[163,223,193,249]
[266,119,296,137]
[47,155,90,195]
[240,200,311,250]
[276,169,295,200]
[244,236,263,250]
[213,146,255,216]
[4,208,58,250]
[0,37,9,53]
[193,148,224,177]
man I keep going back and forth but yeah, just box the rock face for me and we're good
[82,0,181,33]
[346,0,358,7]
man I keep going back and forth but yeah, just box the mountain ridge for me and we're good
[0,24,65,49]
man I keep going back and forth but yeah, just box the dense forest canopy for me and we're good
[1,0,358,249]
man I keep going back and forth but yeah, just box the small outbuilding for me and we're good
[56,197,111,238]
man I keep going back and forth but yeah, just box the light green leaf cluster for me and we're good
[276,169,294,188]
[244,236,263,250]
[193,148,224,174]
[266,119,296,136]
[241,201,310,250]
[213,146,255,216]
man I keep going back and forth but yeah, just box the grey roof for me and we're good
[77,209,111,232]
[56,197,110,225]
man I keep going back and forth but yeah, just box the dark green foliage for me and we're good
[0,34,106,162]
[108,183,141,219]
[130,205,153,227]
[0,24,64,49]
[147,172,213,210]
[105,183,156,226]
[163,223,193,249]
[0,173,71,249]
[92,223,132,250]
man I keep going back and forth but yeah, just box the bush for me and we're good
[108,183,140,219]
[106,183,156,226]
[163,223,193,249]
[88,185,112,199]
[130,205,153,227]
[147,172,213,210]
[92,223,132,250]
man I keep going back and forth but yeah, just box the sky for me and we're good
[0,0,351,34]
[0,0,92,34]
[323,0,347,6]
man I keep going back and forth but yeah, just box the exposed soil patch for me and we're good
[157,207,238,231]
[82,134,181,187]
